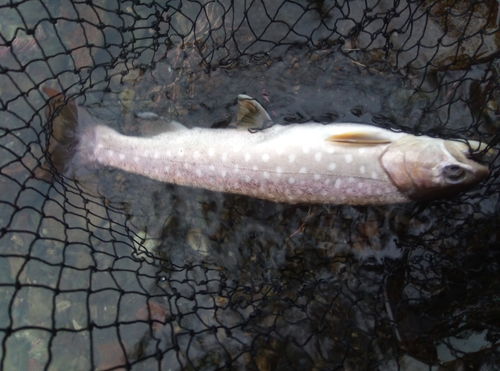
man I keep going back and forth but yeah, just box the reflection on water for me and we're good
[0,0,499,370]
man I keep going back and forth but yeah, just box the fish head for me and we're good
[380,135,490,200]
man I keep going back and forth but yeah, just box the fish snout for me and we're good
[443,140,490,184]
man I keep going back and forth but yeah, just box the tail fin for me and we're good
[37,87,88,181]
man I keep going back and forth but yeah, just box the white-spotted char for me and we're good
[41,88,491,204]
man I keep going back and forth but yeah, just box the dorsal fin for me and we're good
[236,94,273,130]
[326,132,394,145]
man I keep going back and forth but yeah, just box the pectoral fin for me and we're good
[326,132,393,145]
[235,94,273,130]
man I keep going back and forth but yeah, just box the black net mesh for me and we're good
[1,0,500,370]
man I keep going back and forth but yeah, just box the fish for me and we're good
[40,87,491,205]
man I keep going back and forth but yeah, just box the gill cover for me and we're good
[380,135,489,200]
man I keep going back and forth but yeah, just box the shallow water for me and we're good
[1,1,500,370]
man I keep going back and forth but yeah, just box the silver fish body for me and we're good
[42,89,490,204]
[83,123,410,204]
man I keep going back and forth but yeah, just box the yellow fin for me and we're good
[235,94,272,130]
[326,132,393,145]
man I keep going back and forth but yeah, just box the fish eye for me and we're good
[443,165,466,182]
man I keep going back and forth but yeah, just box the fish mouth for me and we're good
[444,140,490,182]
[454,140,496,167]
[448,139,492,160]
[456,139,495,159]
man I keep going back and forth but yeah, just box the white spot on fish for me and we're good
[359,165,366,174]
[326,147,335,154]
[358,148,366,154]
[244,153,251,162]
[175,170,181,177]
[106,150,114,157]
[263,171,270,179]
[234,164,240,173]
[208,148,215,157]
[252,165,258,171]
[314,152,322,162]
[276,146,285,154]
[328,162,337,171]
[262,154,270,162]
[166,150,172,157]
[153,152,159,159]
[299,167,307,174]
[288,154,296,163]
[348,177,355,183]
[221,169,227,177]
[118,153,125,160]
[302,146,310,153]
[314,174,321,180]
[334,179,342,188]
[371,171,378,179]
[164,166,169,173]
[134,156,139,163]
[221,153,228,162]
[244,175,251,183]
[276,166,282,176]
[357,182,364,188]
[345,154,353,163]
[324,178,331,184]
[96,143,104,149]
[288,177,295,184]
[321,190,328,196]
[184,163,189,169]
[194,151,200,159]
[209,165,215,171]
[196,169,202,177]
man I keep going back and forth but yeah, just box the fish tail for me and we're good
[38,87,99,181]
